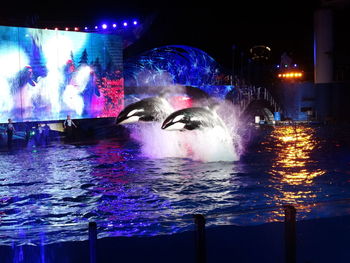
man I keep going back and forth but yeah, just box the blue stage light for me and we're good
[123,22,128,27]
[133,20,138,25]
[95,26,98,29]
[102,24,107,29]
[84,27,88,30]
[113,23,117,28]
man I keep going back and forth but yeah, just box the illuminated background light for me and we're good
[278,71,303,79]
[55,18,141,33]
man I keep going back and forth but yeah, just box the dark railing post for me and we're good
[89,222,97,263]
[284,205,296,263]
[193,214,206,263]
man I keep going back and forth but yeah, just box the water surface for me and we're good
[1,124,350,245]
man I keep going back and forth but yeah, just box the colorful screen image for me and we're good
[0,25,124,122]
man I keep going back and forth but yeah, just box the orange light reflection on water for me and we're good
[264,125,326,221]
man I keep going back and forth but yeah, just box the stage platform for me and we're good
[0,117,129,149]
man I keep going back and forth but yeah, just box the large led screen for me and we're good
[0,25,124,122]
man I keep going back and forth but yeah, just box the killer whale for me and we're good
[116,97,173,125]
[161,106,225,131]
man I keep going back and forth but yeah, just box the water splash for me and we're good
[128,99,244,162]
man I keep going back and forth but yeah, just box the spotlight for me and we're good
[95,26,98,29]
[74,27,79,31]
[113,23,117,28]
[123,22,128,27]
[54,27,58,30]
[102,24,107,29]
[133,20,138,25]
[84,26,88,30]
[65,27,69,31]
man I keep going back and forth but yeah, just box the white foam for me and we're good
[129,100,245,162]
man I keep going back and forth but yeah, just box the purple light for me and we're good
[123,22,128,27]
[276,65,280,68]
[102,24,107,29]
[113,23,117,28]
[133,20,138,25]
[294,63,297,67]
[84,26,88,30]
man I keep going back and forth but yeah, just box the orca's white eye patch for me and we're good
[173,114,184,123]
[163,122,185,131]
[119,116,140,124]
[127,109,144,117]
[190,116,200,122]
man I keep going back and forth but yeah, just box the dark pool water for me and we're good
[1,124,350,245]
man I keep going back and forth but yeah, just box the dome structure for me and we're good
[124,45,232,97]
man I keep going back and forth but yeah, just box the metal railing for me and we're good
[233,85,282,116]
[87,205,297,263]
[4,198,350,262]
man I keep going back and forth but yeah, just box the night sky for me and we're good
[1,0,347,71]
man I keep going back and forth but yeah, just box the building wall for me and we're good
[315,82,350,122]
[276,82,315,121]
